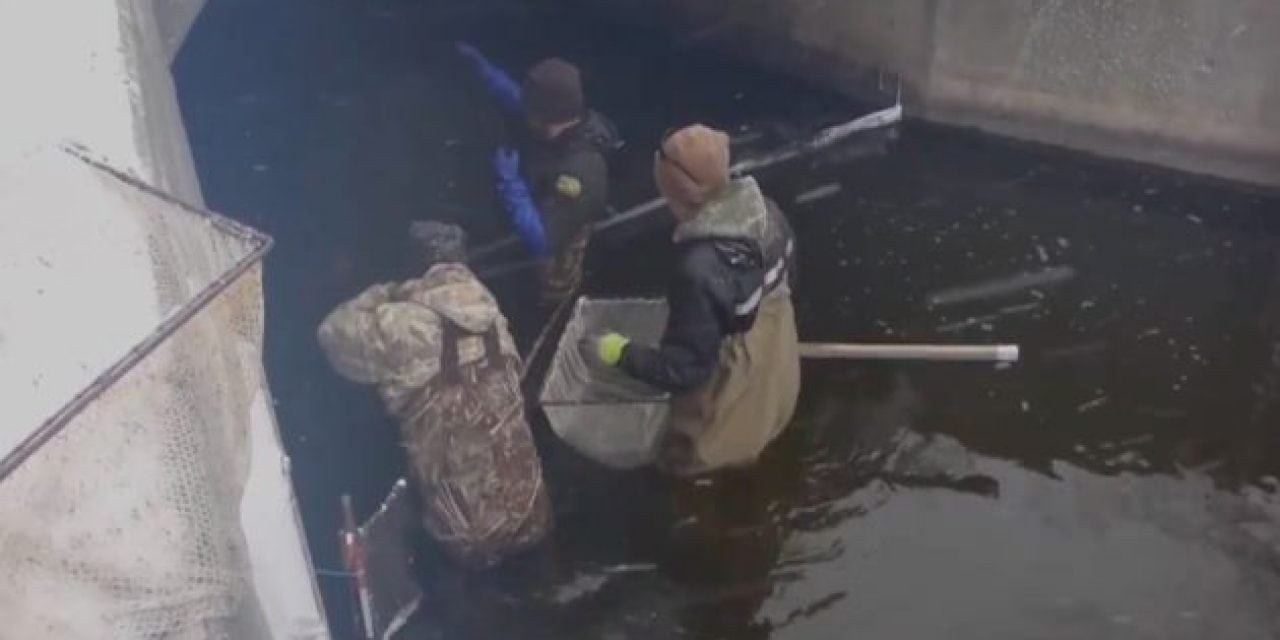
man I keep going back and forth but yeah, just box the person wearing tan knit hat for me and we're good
[653,124,732,220]
[585,124,801,475]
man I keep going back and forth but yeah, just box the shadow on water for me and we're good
[176,0,1280,637]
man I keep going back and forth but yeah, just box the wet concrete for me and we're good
[176,1,1280,638]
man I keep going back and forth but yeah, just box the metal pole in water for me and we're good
[339,494,376,640]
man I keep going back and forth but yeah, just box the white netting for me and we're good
[0,152,276,639]
[539,298,671,469]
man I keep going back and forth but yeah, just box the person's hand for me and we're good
[578,332,629,367]
[493,147,520,182]
[455,41,482,63]
[455,42,522,116]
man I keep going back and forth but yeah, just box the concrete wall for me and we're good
[0,0,327,637]
[591,0,1280,186]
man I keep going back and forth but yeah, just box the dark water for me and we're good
[176,1,1280,638]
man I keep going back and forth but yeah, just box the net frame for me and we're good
[0,149,295,638]
[539,297,671,469]
[0,153,272,480]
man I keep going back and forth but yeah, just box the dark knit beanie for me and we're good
[409,220,468,266]
[522,58,584,123]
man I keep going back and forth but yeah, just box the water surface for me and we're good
[176,2,1280,638]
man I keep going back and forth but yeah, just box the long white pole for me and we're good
[798,342,1019,362]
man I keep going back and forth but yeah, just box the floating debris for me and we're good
[1036,245,1050,263]
[1186,214,1203,224]
[1118,434,1155,447]
[996,302,1040,317]
[603,563,657,575]
[794,182,843,205]
[926,266,1077,308]
[671,515,699,529]
[1077,396,1109,413]
[549,573,609,605]
[729,130,764,146]
[1041,341,1107,361]
[935,314,998,334]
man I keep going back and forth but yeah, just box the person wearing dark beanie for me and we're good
[457,44,620,307]
[521,58,585,130]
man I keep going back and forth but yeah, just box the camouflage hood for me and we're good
[317,263,515,399]
[397,263,502,334]
[672,177,768,246]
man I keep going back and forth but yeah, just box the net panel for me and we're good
[539,298,671,469]
[0,151,279,639]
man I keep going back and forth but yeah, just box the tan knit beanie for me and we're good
[654,124,731,219]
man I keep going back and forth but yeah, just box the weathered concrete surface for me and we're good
[591,0,1280,186]
[0,0,326,636]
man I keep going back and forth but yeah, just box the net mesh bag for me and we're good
[539,298,671,469]
[0,153,274,639]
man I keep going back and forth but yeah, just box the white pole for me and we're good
[798,342,1019,362]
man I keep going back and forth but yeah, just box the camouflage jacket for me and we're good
[317,263,520,414]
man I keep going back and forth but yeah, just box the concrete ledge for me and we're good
[923,76,1280,187]
[584,0,1280,187]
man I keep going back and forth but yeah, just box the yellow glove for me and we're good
[596,332,630,367]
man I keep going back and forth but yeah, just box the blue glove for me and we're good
[493,147,548,256]
[493,145,520,181]
[456,41,522,117]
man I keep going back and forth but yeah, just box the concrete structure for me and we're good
[0,0,327,637]
[595,0,1280,186]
